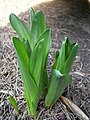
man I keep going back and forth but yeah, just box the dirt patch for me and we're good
[0,0,90,119]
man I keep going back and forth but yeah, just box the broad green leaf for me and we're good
[52,38,78,74]
[24,85,36,117]
[17,57,39,117]
[45,69,60,107]
[24,87,31,114]
[31,102,37,120]
[13,37,38,101]
[13,37,29,69]
[45,69,72,107]
[30,7,35,29]
[61,43,78,74]
[18,58,37,101]
[9,96,19,114]
[29,29,51,86]
[24,39,32,57]
[9,14,32,50]
[55,40,66,72]
[24,79,40,118]
[29,39,44,86]
[30,10,46,47]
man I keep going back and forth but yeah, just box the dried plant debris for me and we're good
[0,0,90,119]
[60,96,89,120]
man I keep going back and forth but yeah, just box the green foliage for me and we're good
[45,37,78,107]
[8,96,19,114]
[30,9,46,48]
[45,70,72,107]
[52,37,78,74]
[9,8,78,119]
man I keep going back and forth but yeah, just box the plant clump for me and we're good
[9,8,78,120]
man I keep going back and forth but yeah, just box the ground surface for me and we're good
[0,0,52,27]
[0,0,90,120]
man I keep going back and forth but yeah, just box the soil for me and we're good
[0,0,90,120]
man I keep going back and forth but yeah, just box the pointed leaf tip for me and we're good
[9,95,19,114]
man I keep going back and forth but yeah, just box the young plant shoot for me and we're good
[9,8,78,119]
[45,37,78,107]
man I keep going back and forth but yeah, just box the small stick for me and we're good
[60,96,89,120]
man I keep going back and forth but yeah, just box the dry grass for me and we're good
[0,0,90,119]
[0,26,90,120]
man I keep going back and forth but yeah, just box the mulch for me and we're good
[0,0,90,119]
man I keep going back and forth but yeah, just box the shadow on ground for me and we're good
[0,0,90,119]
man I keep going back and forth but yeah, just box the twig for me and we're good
[60,96,89,120]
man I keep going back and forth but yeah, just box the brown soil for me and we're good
[0,0,90,120]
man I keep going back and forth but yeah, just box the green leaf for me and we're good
[18,57,37,101]
[29,29,51,86]
[54,40,66,72]
[9,14,32,50]
[45,69,72,107]
[24,85,37,118]
[24,86,31,114]
[52,51,59,70]
[13,37,29,69]
[24,39,32,57]
[52,38,78,74]
[61,42,78,74]
[30,7,35,29]
[64,37,71,60]
[42,66,50,97]
[13,37,38,113]
[30,10,46,47]
[9,96,19,114]
[55,51,59,59]
[10,8,78,119]
[18,56,38,117]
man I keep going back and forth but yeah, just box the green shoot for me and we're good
[45,37,78,107]
[9,8,78,119]
[8,96,19,114]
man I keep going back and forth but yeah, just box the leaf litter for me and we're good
[0,0,90,119]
